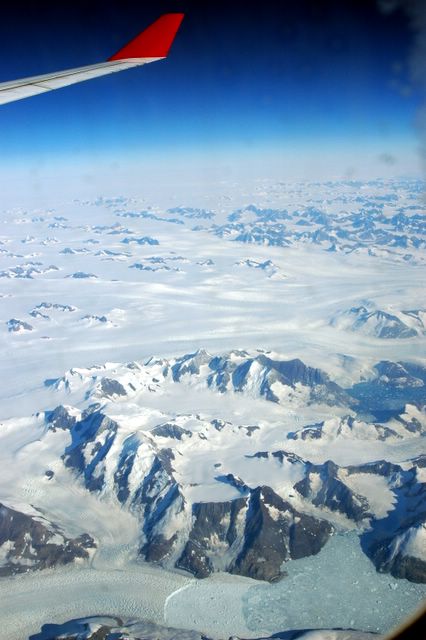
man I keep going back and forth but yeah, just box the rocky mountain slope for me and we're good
[1,349,420,582]
[0,503,95,576]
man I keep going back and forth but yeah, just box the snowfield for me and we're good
[0,178,425,638]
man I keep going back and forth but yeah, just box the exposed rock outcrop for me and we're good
[0,503,95,576]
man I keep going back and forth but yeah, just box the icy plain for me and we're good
[0,178,425,638]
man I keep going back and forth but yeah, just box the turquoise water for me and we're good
[242,532,426,635]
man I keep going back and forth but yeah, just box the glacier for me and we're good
[0,177,424,639]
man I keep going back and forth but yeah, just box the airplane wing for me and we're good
[0,13,184,106]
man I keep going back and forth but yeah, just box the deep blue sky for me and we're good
[0,0,423,187]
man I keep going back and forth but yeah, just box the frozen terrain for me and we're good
[0,178,425,638]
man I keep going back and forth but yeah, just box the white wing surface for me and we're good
[0,13,184,106]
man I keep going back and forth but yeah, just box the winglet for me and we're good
[108,13,184,61]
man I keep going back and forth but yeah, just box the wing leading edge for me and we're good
[0,13,184,106]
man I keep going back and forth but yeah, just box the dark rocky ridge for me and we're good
[38,351,426,584]
[330,305,423,339]
[231,486,333,581]
[294,460,372,523]
[169,350,353,407]
[28,616,381,640]
[0,503,95,576]
[60,410,333,581]
[55,402,426,582]
[209,190,426,261]
[359,462,426,583]
[6,318,34,332]
[45,405,77,431]
[287,415,399,441]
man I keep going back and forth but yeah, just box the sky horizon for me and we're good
[0,0,424,204]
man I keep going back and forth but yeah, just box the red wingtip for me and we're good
[108,13,184,61]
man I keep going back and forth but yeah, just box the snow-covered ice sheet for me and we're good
[0,186,424,418]
[0,179,425,639]
[0,563,191,640]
